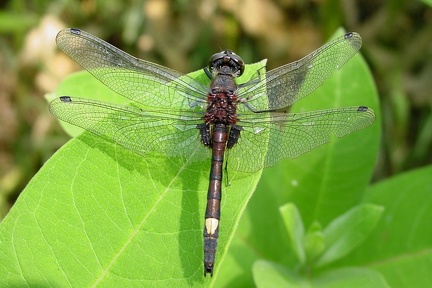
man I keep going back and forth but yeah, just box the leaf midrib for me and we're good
[91,148,198,286]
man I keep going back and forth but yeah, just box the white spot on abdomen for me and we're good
[205,218,219,235]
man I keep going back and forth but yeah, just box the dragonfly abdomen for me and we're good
[203,123,228,276]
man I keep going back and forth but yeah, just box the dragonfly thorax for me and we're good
[205,74,238,125]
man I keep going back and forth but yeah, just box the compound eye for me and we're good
[208,51,225,65]
[208,51,245,76]
[228,52,245,76]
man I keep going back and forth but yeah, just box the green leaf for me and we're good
[253,262,389,288]
[304,222,325,262]
[421,0,432,7]
[253,260,307,288]
[338,165,432,287]
[0,60,266,286]
[316,204,384,267]
[217,28,380,285]
[279,203,306,264]
[312,267,390,288]
[0,11,37,33]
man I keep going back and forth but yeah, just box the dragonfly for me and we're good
[50,28,375,277]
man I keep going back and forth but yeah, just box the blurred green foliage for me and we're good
[0,0,431,219]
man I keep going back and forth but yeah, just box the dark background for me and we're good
[1,0,431,219]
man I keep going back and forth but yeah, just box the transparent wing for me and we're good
[56,28,208,109]
[228,106,375,172]
[49,96,209,161]
[237,32,362,112]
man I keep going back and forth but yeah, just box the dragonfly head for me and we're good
[208,50,245,77]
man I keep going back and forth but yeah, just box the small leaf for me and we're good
[253,260,307,288]
[316,204,384,267]
[279,203,306,264]
[253,261,390,288]
[304,221,325,262]
[312,267,390,288]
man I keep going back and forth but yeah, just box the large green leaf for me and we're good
[0,61,266,286]
[216,28,380,286]
[338,165,432,287]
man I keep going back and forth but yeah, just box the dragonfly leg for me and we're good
[227,125,243,148]
[197,123,212,147]
[203,66,213,80]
